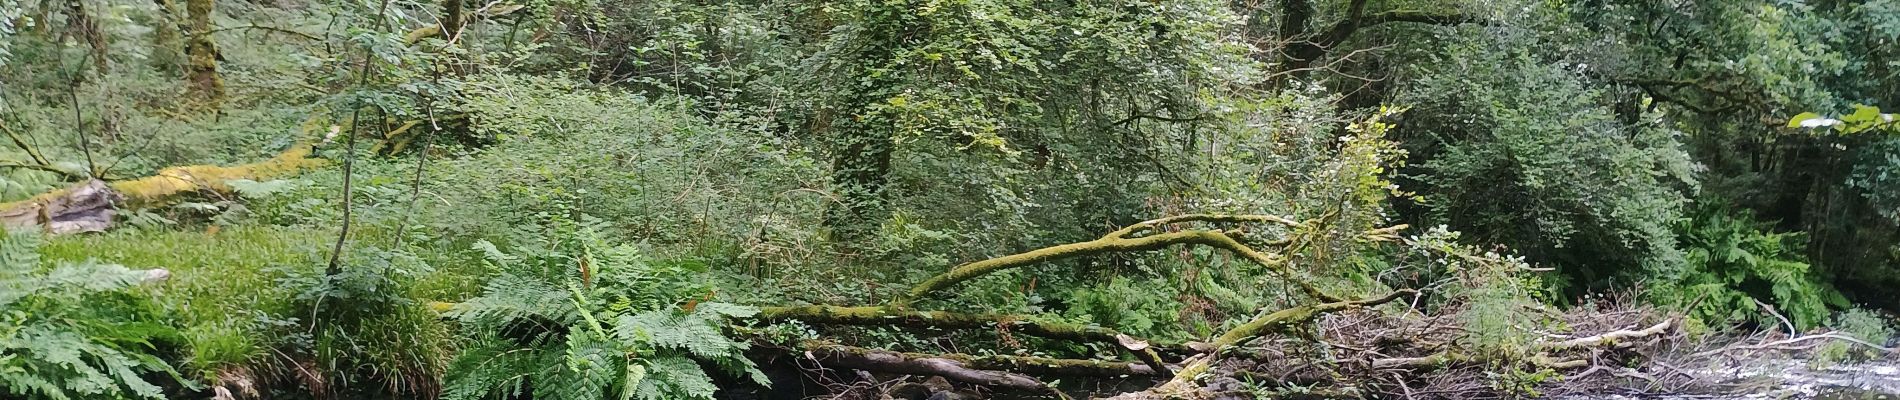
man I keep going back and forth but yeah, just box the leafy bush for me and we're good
[1399,38,1695,296]
[431,73,823,259]
[0,232,192,399]
[443,212,764,400]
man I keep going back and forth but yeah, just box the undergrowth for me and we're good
[443,210,765,400]
[1,232,194,399]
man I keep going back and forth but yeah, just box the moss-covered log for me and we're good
[760,305,1129,344]
[0,145,324,234]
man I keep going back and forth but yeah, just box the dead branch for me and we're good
[758,305,1176,375]
[1541,320,1674,351]
[1107,290,1415,399]
[797,342,1123,396]
[1692,332,1898,357]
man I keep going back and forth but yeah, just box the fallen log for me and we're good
[0,144,324,234]
[0,180,120,234]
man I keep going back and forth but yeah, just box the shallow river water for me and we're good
[1566,361,1900,400]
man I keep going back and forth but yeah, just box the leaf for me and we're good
[1787,112,1835,128]
[1842,104,1882,124]
[621,364,646,400]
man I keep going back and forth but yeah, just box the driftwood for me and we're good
[0,145,322,234]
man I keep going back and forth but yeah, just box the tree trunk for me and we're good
[150,0,186,74]
[441,0,465,41]
[1265,0,1314,90]
[185,0,224,107]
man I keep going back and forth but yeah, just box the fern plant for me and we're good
[0,232,191,400]
[1673,206,1843,329]
[443,212,765,400]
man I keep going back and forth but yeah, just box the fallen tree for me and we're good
[427,214,1738,399]
[754,215,1724,399]
[0,144,324,234]
[756,214,1417,397]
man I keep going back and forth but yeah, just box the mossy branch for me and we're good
[797,341,1152,396]
[759,306,1125,343]
[759,305,1175,375]
[895,214,1344,307]
[1208,289,1414,348]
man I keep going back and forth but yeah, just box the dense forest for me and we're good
[2,0,1899,398]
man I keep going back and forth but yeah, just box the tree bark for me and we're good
[185,0,224,107]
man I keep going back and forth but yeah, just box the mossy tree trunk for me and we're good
[184,0,224,107]
[441,0,465,42]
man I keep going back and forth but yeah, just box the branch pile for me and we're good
[756,215,1738,400]
[758,214,1437,398]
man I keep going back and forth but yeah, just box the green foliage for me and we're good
[1063,277,1187,341]
[443,211,763,400]
[434,73,822,252]
[1813,308,1896,366]
[1400,35,1696,295]
[1403,227,1549,357]
[1789,105,1900,135]
[0,232,190,399]
[39,226,326,376]
[279,244,454,397]
[1671,206,1841,329]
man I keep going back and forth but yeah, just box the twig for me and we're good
[1752,298,1796,339]
[204,24,323,41]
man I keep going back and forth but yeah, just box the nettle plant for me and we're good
[0,232,192,399]
[442,213,764,400]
